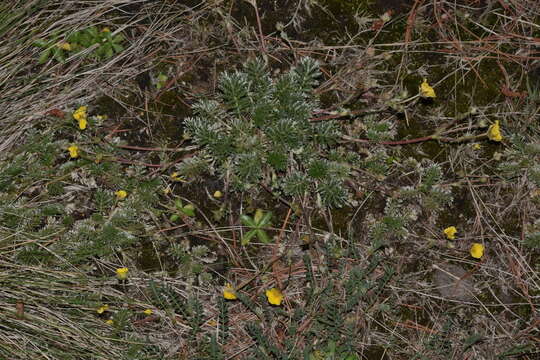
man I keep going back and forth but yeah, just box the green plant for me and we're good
[170,199,196,221]
[308,340,359,360]
[156,73,168,89]
[240,208,272,245]
[33,31,71,63]
[184,57,349,207]
[33,26,124,64]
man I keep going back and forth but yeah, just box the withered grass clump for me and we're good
[1,0,539,359]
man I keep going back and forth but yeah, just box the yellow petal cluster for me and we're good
[105,319,114,325]
[115,190,128,200]
[73,106,88,130]
[223,283,237,300]
[213,190,223,198]
[143,309,153,315]
[68,145,79,158]
[57,42,72,51]
[443,226,457,240]
[487,121,503,142]
[470,243,484,259]
[419,79,436,98]
[116,267,129,280]
[170,172,186,182]
[96,304,109,314]
[265,288,284,306]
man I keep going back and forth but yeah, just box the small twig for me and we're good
[115,144,185,152]
[342,109,483,145]
[309,108,390,123]
[236,254,284,291]
[259,181,291,208]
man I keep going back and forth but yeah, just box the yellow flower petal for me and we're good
[105,319,114,325]
[101,27,111,33]
[487,121,503,142]
[73,106,87,121]
[472,143,481,150]
[419,79,436,98]
[67,145,79,158]
[116,267,129,280]
[143,309,153,315]
[115,190,127,200]
[78,118,87,130]
[170,172,186,182]
[265,288,283,306]
[213,190,223,198]
[96,304,109,314]
[57,42,72,51]
[470,243,484,259]
[223,283,237,300]
[443,226,457,240]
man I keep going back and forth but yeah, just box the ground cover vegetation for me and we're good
[0,0,539,359]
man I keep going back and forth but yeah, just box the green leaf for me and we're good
[241,230,257,246]
[103,43,113,58]
[253,209,264,224]
[240,214,256,228]
[33,39,47,47]
[52,48,64,63]
[463,334,483,350]
[112,43,123,53]
[175,199,183,209]
[101,31,112,41]
[157,73,168,89]
[258,211,272,227]
[38,49,50,64]
[255,229,271,244]
[67,32,80,43]
[113,34,124,43]
[87,26,98,37]
[170,214,180,222]
[181,204,195,217]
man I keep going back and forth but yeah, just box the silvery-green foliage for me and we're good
[182,57,349,207]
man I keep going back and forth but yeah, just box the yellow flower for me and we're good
[487,121,503,142]
[143,309,153,315]
[73,106,87,121]
[73,106,88,130]
[170,172,187,182]
[419,79,436,98]
[472,143,481,150]
[101,27,111,33]
[213,190,223,198]
[222,283,237,300]
[116,267,129,280]
[57,42,72,51]
[470,243,484,259]
[78,118,87,130]
[67,145,79,158]
[105,319,114,325]
[265,288,284,306]
[96,304,109,314]
[443,226,457,240]
[115,190,127,200]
